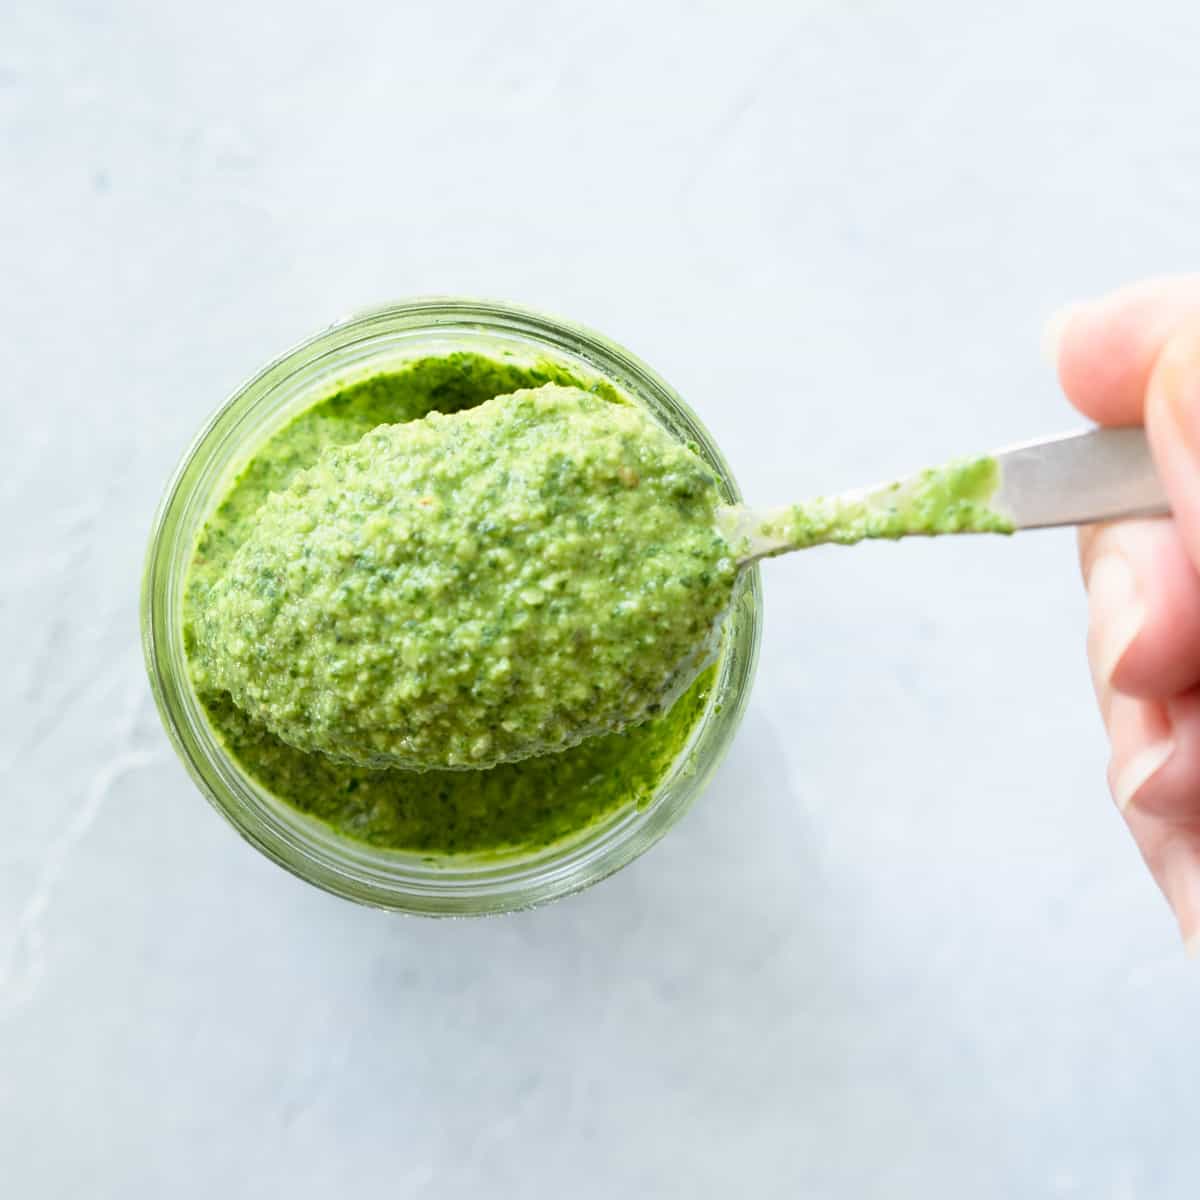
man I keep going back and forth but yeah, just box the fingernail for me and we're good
[1185,930,1200,961]
[1041,304,1082,368]
[1112,740,1174,813]
[1165,845,1200,957]
[1086,554,1143,684]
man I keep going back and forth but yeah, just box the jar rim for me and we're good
[141,297,762,914]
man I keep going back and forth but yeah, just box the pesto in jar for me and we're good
[184,354,728,857]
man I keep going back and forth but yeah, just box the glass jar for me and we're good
[141,299,762,914]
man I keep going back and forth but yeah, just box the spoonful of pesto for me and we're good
[193,384,1166,771]
[193,385,736,771]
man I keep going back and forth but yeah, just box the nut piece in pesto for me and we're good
[191,384,737,771]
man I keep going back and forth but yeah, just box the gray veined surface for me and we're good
[3,1,1200,1197]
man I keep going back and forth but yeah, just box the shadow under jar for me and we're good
[142,299,762,914]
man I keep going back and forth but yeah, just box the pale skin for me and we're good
[1047,276,1200,955]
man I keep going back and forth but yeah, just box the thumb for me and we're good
[1146,318,1200,575]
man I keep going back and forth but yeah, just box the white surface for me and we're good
[3,2,1199,1196]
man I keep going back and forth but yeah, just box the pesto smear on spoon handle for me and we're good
[719,457,1012,563]
[718,426,1169,563]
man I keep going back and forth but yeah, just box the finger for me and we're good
[1107,688,1200,952]
[1126,803,1200,957]
[1146,319,1200,578]
[1079,517,1200,701]
[1046,276,1200,426]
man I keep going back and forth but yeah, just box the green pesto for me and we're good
[761,456,1014,552]
[184,354,722,856]
[201,669,713,855]
[191,384,735,770]
[186,354,596,617]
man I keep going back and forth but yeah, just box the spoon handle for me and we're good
[721,426,1170,564]
[990,426,1167,530]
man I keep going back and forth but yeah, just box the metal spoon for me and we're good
[719,426,1170,564]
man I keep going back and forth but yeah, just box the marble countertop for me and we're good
[3,2,1198,1196]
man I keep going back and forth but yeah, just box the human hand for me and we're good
[1047,277,1200,954]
